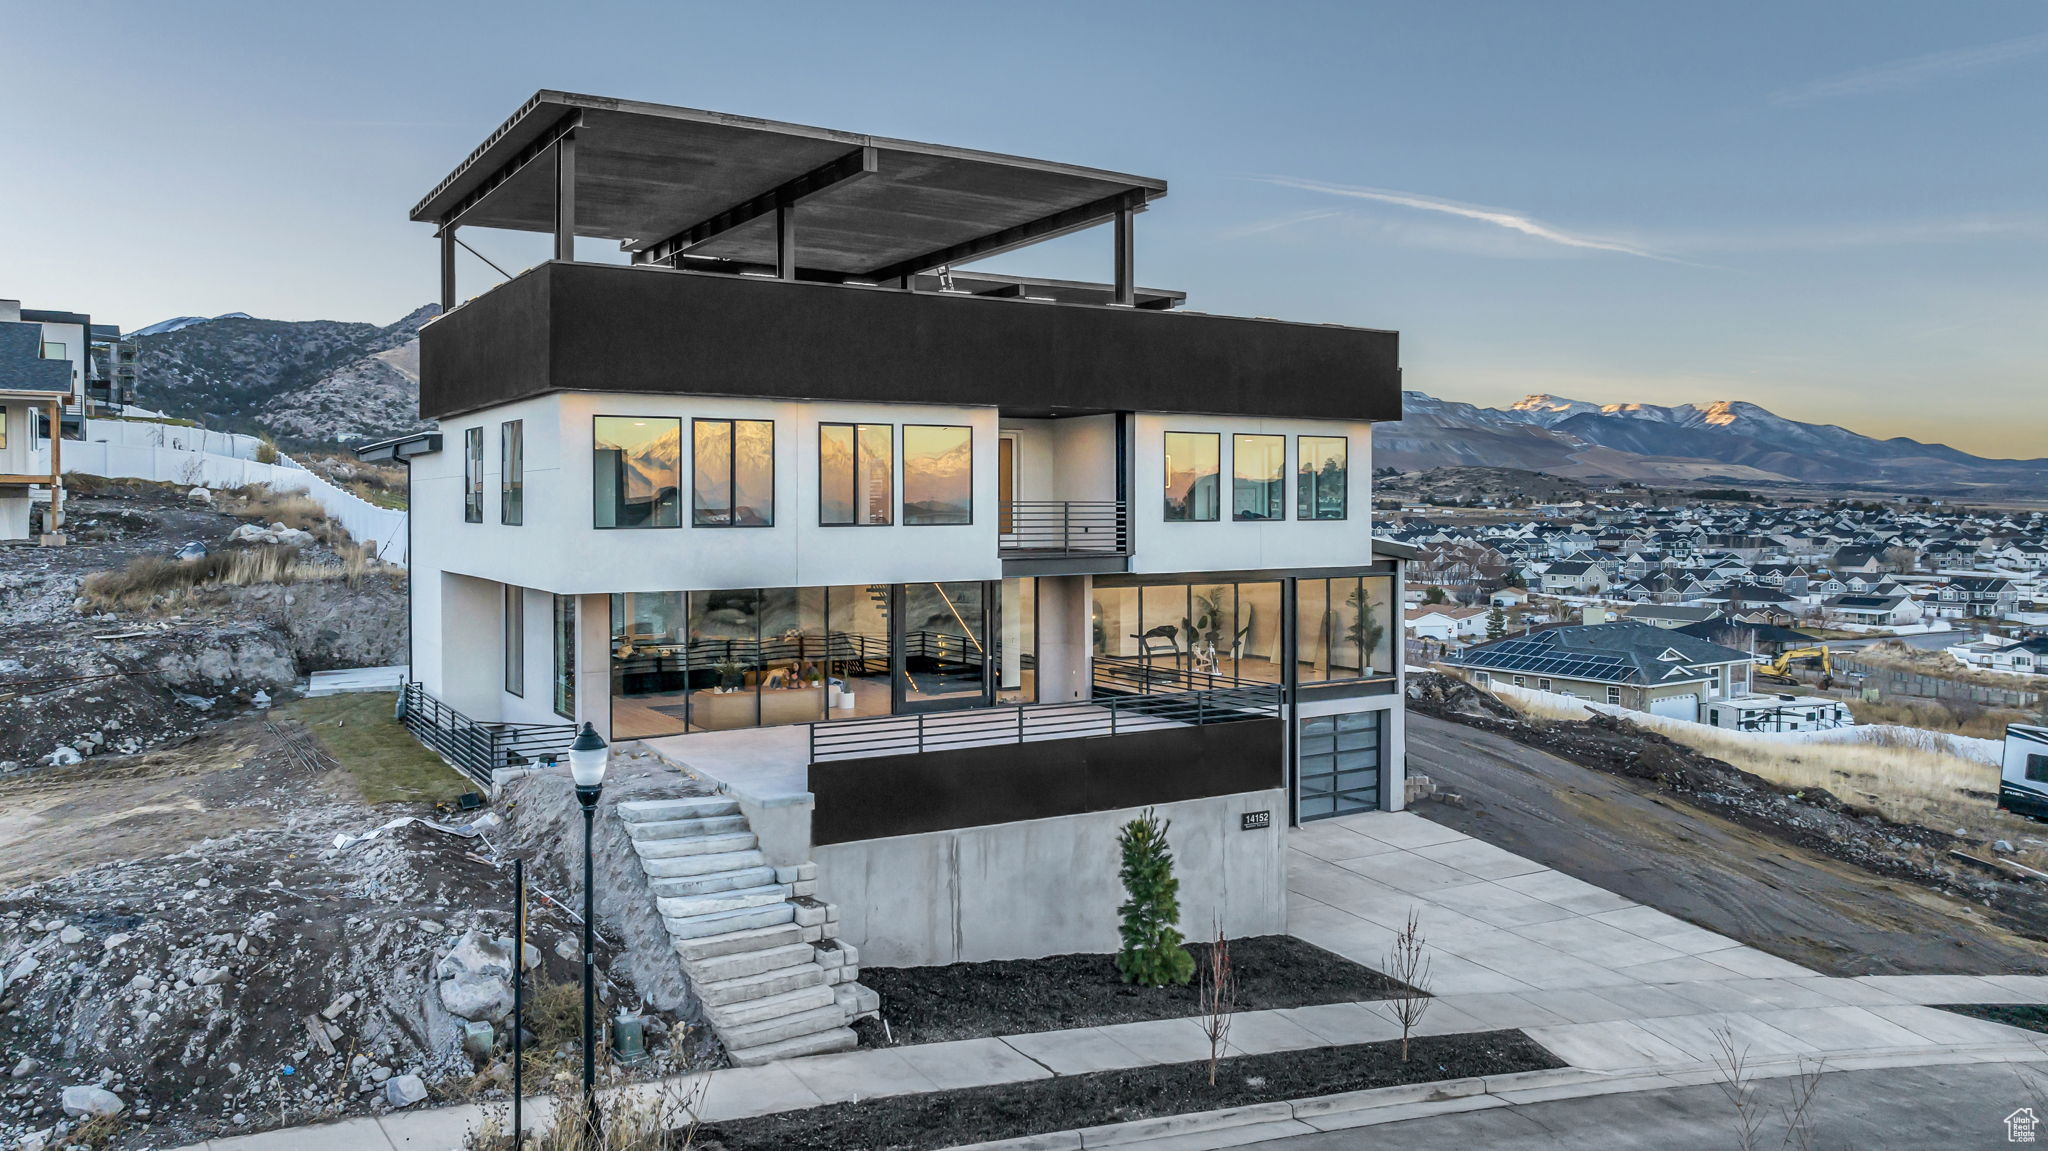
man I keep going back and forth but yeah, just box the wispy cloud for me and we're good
[1771,30,2048,104]
[1217,208,1344,240]
[1246,175,1685,263]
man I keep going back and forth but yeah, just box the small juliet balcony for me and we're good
[998,499,1130,567]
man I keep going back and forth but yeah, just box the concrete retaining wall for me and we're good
[815,788,1289,967]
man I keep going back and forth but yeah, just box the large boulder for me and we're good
[435,929,514,1023]
[60,1086,124,1118]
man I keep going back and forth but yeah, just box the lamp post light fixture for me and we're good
[566,721,608,1132]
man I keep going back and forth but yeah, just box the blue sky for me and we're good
[3,1,2043,456]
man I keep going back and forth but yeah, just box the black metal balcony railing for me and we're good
[998,500,1129,558]
[808,679,1281,763]
[399,682,580,787]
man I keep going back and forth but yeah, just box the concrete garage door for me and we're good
[1650,693,1699,721]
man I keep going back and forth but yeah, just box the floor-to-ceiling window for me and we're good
[1091,578,1284,691]
[899,582,989,709]
[1296,575,1396,682]
[997,577,1037,705]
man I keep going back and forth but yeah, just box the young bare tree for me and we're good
[1383,909,1431,1062]
[1197,922,1238,1087]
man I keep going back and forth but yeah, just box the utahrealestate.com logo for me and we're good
[2009,1108,2040,1143]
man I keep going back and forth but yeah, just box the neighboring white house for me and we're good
[1406,605,1488,643]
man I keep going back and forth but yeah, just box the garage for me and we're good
[1650,693,1699,722]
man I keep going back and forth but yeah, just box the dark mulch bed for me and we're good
[852,935,1413,1046]
[1936,1003,2048,1033]
[690,1029,1558,1151]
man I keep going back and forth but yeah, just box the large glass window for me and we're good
[610,586,880,739]
[1296,575,1395,682]
[464,427,484,523]
[693,418,775,527]
[504,585,524,697]
[1233,434,1285,521]
[1090,578,1283,691]
[820,423,893,526]
[1297,436,1348,520]
[552,595,576,718]
[902,425,973,525]
[501,420,523,526]
[901,582,989,705]
[1163,432,1220,522]
[594,416,681,528]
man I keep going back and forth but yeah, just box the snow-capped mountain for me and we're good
[1377,391,2048,494]
[128,312,255,338]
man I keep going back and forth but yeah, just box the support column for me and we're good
[1113,205,1135,307]
[775,198,797,280]
[439,225,457,311]
[554,132,578,262]
[46,399,62,537]
[575,592,612,740]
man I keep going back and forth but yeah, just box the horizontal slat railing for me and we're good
[808,679,1280,763]
[399,681,578,787]
[998,500,1129,558]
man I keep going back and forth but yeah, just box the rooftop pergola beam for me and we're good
[433,111,582,230]
[865,189,1147,286]
[634,145,879,267]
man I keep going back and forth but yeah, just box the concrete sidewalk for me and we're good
[172,811,2048,1151]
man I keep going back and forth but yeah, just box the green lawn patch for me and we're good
[285,692,470,805]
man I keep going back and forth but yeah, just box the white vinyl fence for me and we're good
[1483,679,2002,767]
[65,419,409,565]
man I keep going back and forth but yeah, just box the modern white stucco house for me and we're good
[365,94,1414,1043]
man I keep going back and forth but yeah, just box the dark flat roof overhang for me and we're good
[413,91,1167,279]
[419,261,1402,424]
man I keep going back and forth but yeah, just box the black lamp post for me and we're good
[566,721,609,1132]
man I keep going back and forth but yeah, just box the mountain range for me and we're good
[127,308,2048,495]
[1379,392,2048,496]
[130,306,438,443]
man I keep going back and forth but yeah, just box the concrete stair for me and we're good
[622,795,878,1066]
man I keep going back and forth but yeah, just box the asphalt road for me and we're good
[1245,1061,2048,1150]
[1404,713,2048,976]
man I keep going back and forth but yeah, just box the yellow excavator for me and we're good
[1756,646,1833,684]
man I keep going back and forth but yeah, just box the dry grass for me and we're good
[1494,690,2009,838]
[223,485,332,533]
[466,1078,707,1151]
[1845,696,2033,740]
[68,1113,123,1149]
[78,545,354,611]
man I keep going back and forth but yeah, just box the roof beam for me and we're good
[633,145,878,267]
[435,111,581,229]
[866,189,1149,285]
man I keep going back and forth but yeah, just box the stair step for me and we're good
[642,849,768,879]
[724,1026,858,1067]
[655,884,792,921]
[706,982,836,1028]
[674,923,803,962]
[719,1003,853,1052]
[698,961,827,1007]
[649,866,780,899]
[685,942,818,985]
[665,903,795,940]
[635,831,759,860]
[618,797,741,823]
[631,814,751,841]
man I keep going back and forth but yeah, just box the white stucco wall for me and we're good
[1129,413,1375,575]
[815,788,1290,967]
